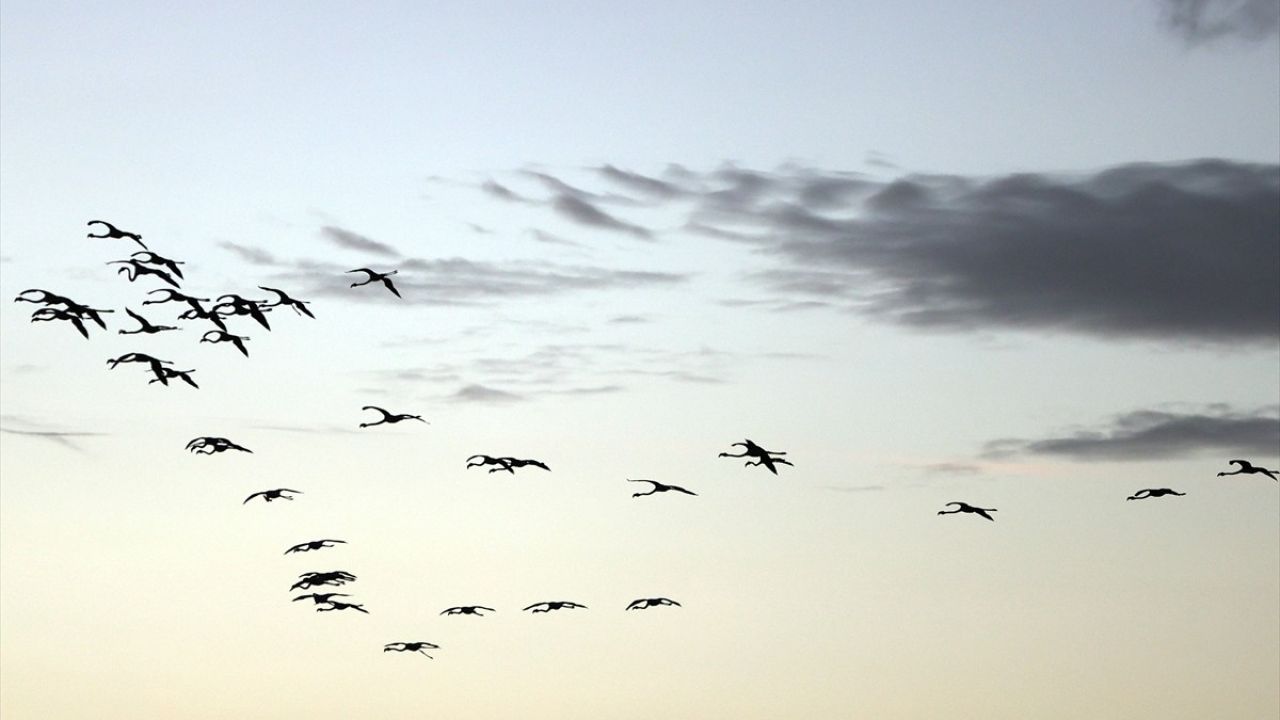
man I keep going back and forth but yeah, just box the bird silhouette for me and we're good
[347,268,401,297]
[106,352,172,384]
[200,330,250,357]
[186,437,252,454]
[87,220,146,249]
[290,571,356,591]
[384,641,438,658]
[292,592,351,605]
[1127,488,1187,501]
[1217,459,1278,481]
[628,478,697,498]
[30,307,90,339]
[359,406,428,428]
[503,457,550,472]
[118,307,179,335]
[15,290,113,329]
[316,600,369,614]
[466,454,513,472]
[937,502,997,521]
[257,286,315,318]
[718,439,793,475]
[108,259,180,288]
[625,597,681,610]
[523,601,587,614]
[148,367,198,389]
[129,250,185,280]
[243,488,302,504]
[213,294,272,330]
[284,539,347,555]
[440,605,495,616]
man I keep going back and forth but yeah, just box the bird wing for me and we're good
[362,406,392,419]
[243,492,265,503]
[232,337,250,357]
[382,277,401,298]
[346,268,375,277]
[523,603,544,611]
[673,485,697,495]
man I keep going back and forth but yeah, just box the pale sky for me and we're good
[1,1,1278,719]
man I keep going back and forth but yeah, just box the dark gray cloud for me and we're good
[983,407,1280,461]
[552,195,653,239]
[482,179,534,203]
[450,384,525,403]
[321,226,401,258]
[528,229,584,248]
[596,164,687,199]
[218,241,281,266]
[1158,0,1280,43]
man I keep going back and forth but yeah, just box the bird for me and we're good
[628,478,697,498]
[290,571,357,591]
[87,220,146,249]
[625,597,681,610]
[316,600,369,614]
[466,454,513,472]
[384,642,438,658]
[257,286,315,318]
[1127,488,1187,501]
[347,268,401,297]
[108,259,180,288]
[14,290,113,329]
[284,539,347,555]
[118,307,179,335]
[106,352,172,384]
[1217,459,1278,481]
[440,605,495,616]
[30,307,90,339]
[937,502,997,521]
[243,488,302,504]
[503,457,551,472]
[148,367,198,389]
[292,592,352,605]
[129,250,185,280]
[359,406,428,428]
[718,439,793,475]
[523,601,587,614]
[200,330,250,357]
[186,437,252,454]
[212,294,272,330]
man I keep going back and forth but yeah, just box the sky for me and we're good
[1,1,1278,718]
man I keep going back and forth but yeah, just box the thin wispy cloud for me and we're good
[450,384,525,403]
[0,426,107,451]
[983,406,1280,461]
[481,179,535,203]
[551,194,653,239]
[1157,0,1280,43]
[320,226,401,258]
[218,241,282,266]
[596,164,687,199]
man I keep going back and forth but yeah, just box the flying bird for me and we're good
[200,330,250,357]
[108,259,180,288]
[1127,488,1187,501]
[523,601,587,614]
[503,457,551,472]
[625,597,681,610]
[292,592,352,605]
[30,307,90,339]
[937,502,997,521]
[243,488,302,504]
[87,220,146,249]
[118,307,179,335]
[148,367,198,389]
[285,539,347,555]
[347,268,401,298]
[213,294,272,330]
[359,406,428,428]
[186,437,252,454]
[466,454,515,473]
[130,250,185,280]
[1216,459,1278,481]
[718,439,793,475]
[440,605,495,616]
[290,571,356,591]
[628,478,696,498]
[316,600,369,614]
[15,290,113,329]
[106,352,172,384]
[257,286,315,318]
[384,642,438,658]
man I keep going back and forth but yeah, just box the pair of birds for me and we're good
[16,289,113,339]
[466,455,551,474]
[718,439,792,475]
[188,436,252,454]
[106,352,197,388]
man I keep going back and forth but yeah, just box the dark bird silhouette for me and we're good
[347,268,401,298]
[106,352,172,384]
[87,220,146,249]
[523,601,587,614]
[130,250,185,280]
[290,571,356,591]
[440,605,495,616]
[359,406,428,428]
[186,437,252,454]
[148,367,198,389]
[503,457,551,472]
[257,286,315,318]
[30,307,90,339]
[14,290,113,329]
[718,439,793,475]
[316,600,368,614]
[1127,488,1187,501]
[626,597,681,610]
[1217,459,1278,481]
[292,592,352,605]
[384,642,438,658]
[243,488,301,504]
[937,502,997,521]
[628,478,697,498]
[108,259,180,288]
[200,330,250,357]
[213,294,272,330]
[285,539,347,555]
[466,454,515,473]
[118,307,179,335]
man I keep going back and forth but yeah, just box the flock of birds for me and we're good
[13,220,1280,660]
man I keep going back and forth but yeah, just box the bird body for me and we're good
[347,268,401,297]
[1217,459,1278,481]
[937,502,997,521]
[628,478,697,497]
[625,597,681,610]
[359,406,428,428]
[243,488,301,504]
[523,601,586,613]
[87,220,146,249]
[718,439,793,474]
[1127,488,1187,501]
[440,605,495,616]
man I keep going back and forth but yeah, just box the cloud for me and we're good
[218,241,281,266]
[481,179,534,203]
[982,406,1280,461]
[0,426,106,451]
[551,195,653,239]
[596,164,687,199]
[528,229,584,247]
[1157,0,1280,43]
[608,314,650,324]
[822,484,886,493]
[320,226,401,257]
[450,384,525,403]
[922,462,982,476]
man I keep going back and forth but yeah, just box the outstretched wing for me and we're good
[382,276,401,298]
[362,406,392,420]
[243,491,265,504]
